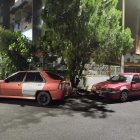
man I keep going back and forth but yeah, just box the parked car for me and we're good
[0,71,72,106]
[91,73,140,102]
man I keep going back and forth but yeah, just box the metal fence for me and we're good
[124,67,140,73]
[84,63,140,76]
[84,64,121,76]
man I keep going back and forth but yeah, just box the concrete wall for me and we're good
[78,75,109,91]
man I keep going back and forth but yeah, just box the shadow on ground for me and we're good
[1,94,140,133]
[52,94,116,118]
[0,94,117,132]
[0,94,115,119]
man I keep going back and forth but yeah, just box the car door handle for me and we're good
[18,83,21,86]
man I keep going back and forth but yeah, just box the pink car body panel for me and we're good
[0,71,71,101]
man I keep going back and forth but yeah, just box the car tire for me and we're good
[120,91,128,102]
[37,91,51,106]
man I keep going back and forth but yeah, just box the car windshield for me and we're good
[108,75,131,82]
[46,71,64,80]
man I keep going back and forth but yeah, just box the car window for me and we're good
[132,75,140,83]
[108,75,129,82]
[24,72,44,82]
[5,72,26,82]
[46,71,64,80]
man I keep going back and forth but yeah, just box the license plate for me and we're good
[96,90,102,94]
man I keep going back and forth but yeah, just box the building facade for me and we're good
[0,0,14,29]
[0,0,140,73]
[119,0,140,68]
[0,0,42,43]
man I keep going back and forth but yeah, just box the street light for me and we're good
[121,0,125,73]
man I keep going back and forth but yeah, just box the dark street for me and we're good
[0,95,140,140]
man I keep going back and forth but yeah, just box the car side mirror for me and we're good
[131,81,136,84]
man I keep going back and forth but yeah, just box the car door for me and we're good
[22,72,45,97]
[0,72,26,96]
[131,75,140,96]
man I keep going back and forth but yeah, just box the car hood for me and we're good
[95,81,128,89]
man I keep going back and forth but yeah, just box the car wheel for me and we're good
[37,92,51,106]
[120,91,128,102]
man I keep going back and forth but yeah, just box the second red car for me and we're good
[91,73,140,102]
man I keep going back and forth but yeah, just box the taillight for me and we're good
[58,81,71,90]
[58,82,65,90]
[65,82,71,87]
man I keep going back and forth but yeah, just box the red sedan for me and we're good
[91,73,140,102]
[0,71,71,106]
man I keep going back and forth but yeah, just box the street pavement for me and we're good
[0,95,140,140]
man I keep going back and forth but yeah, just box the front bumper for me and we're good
[92,90,120,100]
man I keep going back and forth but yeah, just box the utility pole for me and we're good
[121,0,125,73]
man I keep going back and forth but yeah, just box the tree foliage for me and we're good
[92,0,133,64]
[0,27,32,77]
[41,0,133,86]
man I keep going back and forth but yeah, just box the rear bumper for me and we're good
[50,87,72,100]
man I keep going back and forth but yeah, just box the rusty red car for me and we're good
[0,71,71,106]
[91,73,140,102]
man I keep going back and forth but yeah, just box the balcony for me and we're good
[13,15,32,32]
[14,22,22,31]
[10,0,29,13]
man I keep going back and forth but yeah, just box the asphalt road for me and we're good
[0,95,140,140]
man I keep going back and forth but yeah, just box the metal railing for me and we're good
[84,64,121,76]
